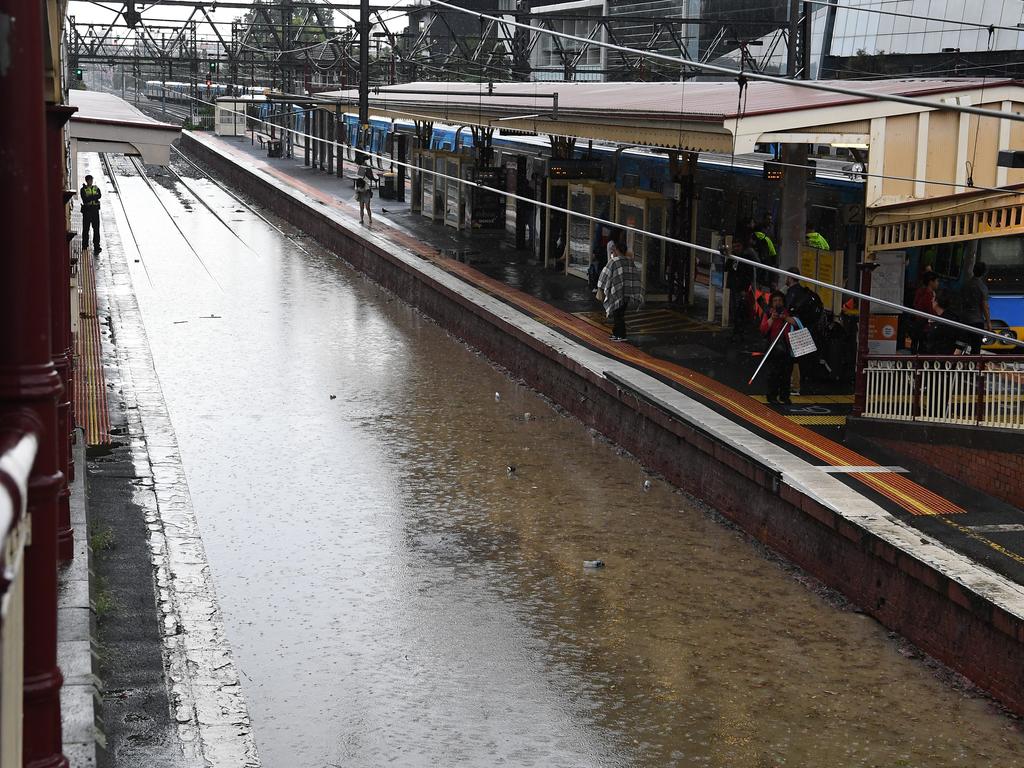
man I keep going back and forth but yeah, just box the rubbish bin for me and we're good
[381,173,397,200]
[267,140,283,158]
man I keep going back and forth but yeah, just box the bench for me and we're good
[254,133,283,158]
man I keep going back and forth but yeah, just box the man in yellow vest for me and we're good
[752,218,777,288]
[805,222,830,250]
[80,174,102,253]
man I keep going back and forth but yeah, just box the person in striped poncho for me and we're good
[597,236,644,342]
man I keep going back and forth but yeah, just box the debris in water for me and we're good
[506,465,516,477]
[329,395,337,400]
[524,412,531,420]
[583,560,605,569]
[494,392,501,402]
[643,479,651,492]
[200,314,222,319]
[173,321,188,325]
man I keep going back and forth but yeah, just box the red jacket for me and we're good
[913,285,936,315]
[760,309,792,341]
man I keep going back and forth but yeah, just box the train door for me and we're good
[444,155,466,230]
[616,191,669,298]
[566,182,615,280]
[419,150,441,223]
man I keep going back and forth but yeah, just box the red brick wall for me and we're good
[875,439,1024,510]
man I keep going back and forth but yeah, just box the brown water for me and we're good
[105,154,1023,767]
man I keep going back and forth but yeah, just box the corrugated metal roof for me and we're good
[320,78,1014,122]
[69,90,179,130]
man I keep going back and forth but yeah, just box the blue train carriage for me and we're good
[918,233,1024,350]
[868,190,1024,351]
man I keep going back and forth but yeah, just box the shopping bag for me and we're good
[788,319,817,357]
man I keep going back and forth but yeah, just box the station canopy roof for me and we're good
[69,90,180,165]
[317,78,1018,155]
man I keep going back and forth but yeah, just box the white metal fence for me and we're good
[862,356,1024,430]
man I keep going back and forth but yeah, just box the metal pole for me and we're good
[0,0,66,763]
[358,0,369,159]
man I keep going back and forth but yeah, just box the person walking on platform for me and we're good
[597,235,643,342]
[355,165,375,226]
[80,174,102,253]
[726,238,755,339]
[961,261,991,354]
[805,222,830,251]
[759,290,796,405]
[910,271,938,353]
[926,290,971,355]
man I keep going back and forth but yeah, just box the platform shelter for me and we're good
[316,79,1024,303]
[68,90,180,185]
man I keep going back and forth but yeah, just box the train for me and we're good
[144,80,265,104]
[329,112,864,255]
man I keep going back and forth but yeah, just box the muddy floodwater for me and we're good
[100,154,1023,767]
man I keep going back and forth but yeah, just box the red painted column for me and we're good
[47,105,77,564]
[0,0,68,763]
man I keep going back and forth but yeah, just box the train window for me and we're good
[978,235,1024,293]
[919,242,967,282]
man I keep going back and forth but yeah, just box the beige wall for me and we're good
[872,97,1024,208]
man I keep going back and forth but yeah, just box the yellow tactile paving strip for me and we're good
[786,415,848,425]
[575,308,716,335]
[74,247,111,446]
[208,137,966,519]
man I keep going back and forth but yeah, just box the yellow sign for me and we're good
[798,247,844,314]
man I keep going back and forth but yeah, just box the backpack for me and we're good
[794,288,824,328]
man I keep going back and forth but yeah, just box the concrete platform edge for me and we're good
[181,131,1024,716]
[59,430,99,767]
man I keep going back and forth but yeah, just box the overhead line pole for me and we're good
[358,0,369,159]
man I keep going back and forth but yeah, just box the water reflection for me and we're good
[114,159,1023,767]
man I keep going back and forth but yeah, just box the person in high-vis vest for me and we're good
[80,174,102,253]
[805,222,830,251]
[752,219,777,288]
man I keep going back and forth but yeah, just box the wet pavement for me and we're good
[92,152,1024,767]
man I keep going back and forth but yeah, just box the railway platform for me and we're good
[161,129,1024,714]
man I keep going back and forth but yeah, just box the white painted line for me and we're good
[969,524,1024,533]
[818,465,909,474]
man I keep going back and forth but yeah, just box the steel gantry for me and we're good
[67,1,796,97]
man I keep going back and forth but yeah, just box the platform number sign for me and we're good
[840,203,864,226]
